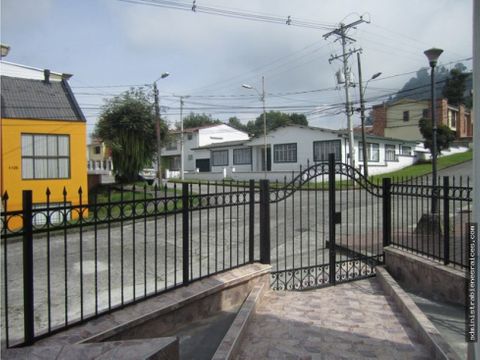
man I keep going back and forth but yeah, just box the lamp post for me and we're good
[424,47,443,213]
[153,72,170,187]
[242,76,267,179]
[357,52,381,178]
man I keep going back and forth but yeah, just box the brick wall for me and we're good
[371,103,387,136]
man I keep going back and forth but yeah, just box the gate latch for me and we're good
[334,212,341,224]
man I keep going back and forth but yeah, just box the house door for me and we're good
[261,147,271,171]
[195,158,210,172]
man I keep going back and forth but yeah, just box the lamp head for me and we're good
[371,72,382,80]
[424,48,443,67]
[242,84,253,89]
[160,72,170,79]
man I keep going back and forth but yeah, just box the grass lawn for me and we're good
[370,150,472,182]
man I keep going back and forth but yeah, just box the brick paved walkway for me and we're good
[237,278,431,359]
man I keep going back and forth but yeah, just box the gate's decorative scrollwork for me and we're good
[270,161,383,203]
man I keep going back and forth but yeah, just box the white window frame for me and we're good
[21,134,70,180]
[273,143,297,163]
[211,150,229,166]
[385,144,397,161]
[359,142,380,163]
[233,148,252,165]
[313,140,341,162]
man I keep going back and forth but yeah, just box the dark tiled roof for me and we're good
[1,76,85,121]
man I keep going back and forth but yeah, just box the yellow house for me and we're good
[1,62,88,228]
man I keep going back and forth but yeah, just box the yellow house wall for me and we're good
[1,118,88,215]
[385,102,428,141]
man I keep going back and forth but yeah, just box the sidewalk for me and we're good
[237,278,431,359]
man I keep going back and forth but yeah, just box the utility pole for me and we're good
[153,82,162,186]
[261,76,267,178]
[357,51,368,177]
[180,96,185,181]
[324,17,368,169]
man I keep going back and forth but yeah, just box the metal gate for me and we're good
[269,154,386,290]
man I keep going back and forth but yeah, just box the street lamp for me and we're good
[242,76,267,178]
[153,72,170,187]
[424,47,443,213]
[357,51,381,178]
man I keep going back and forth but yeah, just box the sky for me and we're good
[0,0,474,139]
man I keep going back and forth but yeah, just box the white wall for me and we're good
[162,124,249,173]
[247,126,346,171]
[197,124,249,147]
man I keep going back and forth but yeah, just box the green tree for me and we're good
[95,88,163,182]
[245,111,308,137]
[177,113,221,129]
[442,66,470,106]
[418,118,455,155]
[227,116,247,132]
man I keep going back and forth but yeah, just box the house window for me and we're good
[166,139,178,150]
[233,148,252,165]
[187,154,193,161]
[94,146,101,154]
[22,134,70,179]
[274,143,297,163]
[401,146,412,156]
[385,144,396,161]
[403,111,409,122]
[211,150,228,166]
[359,142,380,162]
[449,110,457,128]
[187,134,193,140]
[422,108,429,119]
[313,140,341,162]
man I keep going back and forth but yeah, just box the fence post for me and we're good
[182,183,190,285]
[382,178,392,250]
[259,180,271,264]
[328,154,336,285]
[443,176,450,265]
[249,180,255,263]
[22,190,34,345]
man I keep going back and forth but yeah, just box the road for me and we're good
[437,160,472,179]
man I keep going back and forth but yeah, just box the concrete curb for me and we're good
[212,283,266,360]
[376,266,461,360]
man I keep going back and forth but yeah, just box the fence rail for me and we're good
[389,176,472,268]
[1,170,472,348]
[1,181,263,348]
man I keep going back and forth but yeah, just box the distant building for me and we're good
[371,98,473,141]
[1,61,88,226]
[186,125,434,181]
[86,138,114,186]
[161,124,249,177]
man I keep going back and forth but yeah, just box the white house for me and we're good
[161,124,249,177]
[186,125,422,181]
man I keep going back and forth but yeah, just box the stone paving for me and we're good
[237,278,431,359]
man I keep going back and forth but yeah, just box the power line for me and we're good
[118,0,336,31]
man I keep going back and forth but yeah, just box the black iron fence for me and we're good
[1,181,270,348]
[0,167,473,348]
[388,176,472,268]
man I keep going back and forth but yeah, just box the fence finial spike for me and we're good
[63,187,67,196]
[46,187,51,196]
[2,191,8,200]
[78,186,83,195]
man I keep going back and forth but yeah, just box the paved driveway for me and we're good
[238,278,430,359]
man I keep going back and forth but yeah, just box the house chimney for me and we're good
[44,69,50,84]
